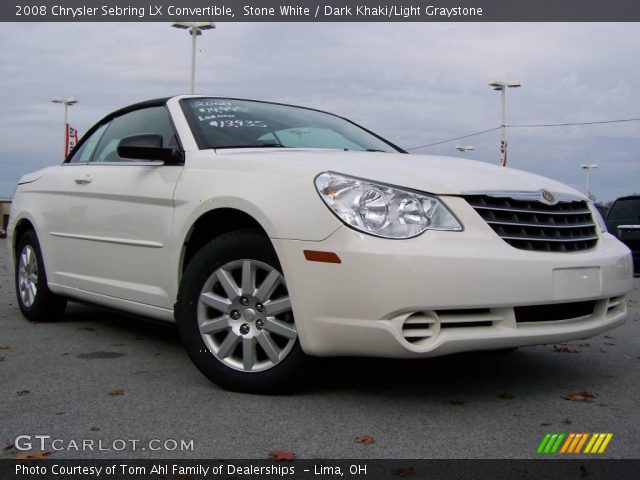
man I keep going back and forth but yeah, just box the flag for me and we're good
[500,139,508,167]
[65,124,79,157]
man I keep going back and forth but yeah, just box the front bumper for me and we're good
[273,197,634,358]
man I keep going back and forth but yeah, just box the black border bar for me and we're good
[3,0,640,22]
[3,459,640,480]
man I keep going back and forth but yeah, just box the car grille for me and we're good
[465,194,598,252]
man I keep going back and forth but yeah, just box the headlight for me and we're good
[315,172,463,239]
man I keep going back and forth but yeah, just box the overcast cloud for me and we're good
[0,22,638,202]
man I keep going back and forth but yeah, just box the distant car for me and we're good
[6,95,635,393]
[595,203,609,219]
[606,195,640,275]
[0,228,6,239]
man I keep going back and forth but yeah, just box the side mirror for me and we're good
[117,134,183,165]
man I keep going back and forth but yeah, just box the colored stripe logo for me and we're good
[537,433,613,454]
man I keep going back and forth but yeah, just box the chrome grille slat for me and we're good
[466,194,598,252]
[501,235,600,243]
[472,205,592,216]
[486,220,595,229]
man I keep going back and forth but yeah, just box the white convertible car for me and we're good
[8,96,633,393]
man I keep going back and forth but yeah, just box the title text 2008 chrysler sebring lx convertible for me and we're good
[8,96,633,393]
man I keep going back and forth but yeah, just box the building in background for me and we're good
[0,198,11,230]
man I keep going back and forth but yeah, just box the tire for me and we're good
[176,229,308,394]
[15,230,67,322]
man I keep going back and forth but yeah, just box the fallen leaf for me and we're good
[499,393,514,400]
[604,342,616,346]
[392,467,415,478]
[78,327,95,331]
[0,355,5,362]
[3,443,15,452]
[0,344,10,350]
[17,390,30,396]
[561,418,573,425]
[448,400,465,406]
[540,421,553,426]
[109,388,125,396]
[517,468,530,480]
[553,343,583,353]
[563,391,598,402]
[59,352,69,356]
[16,450,52,460]
[604,335,614,339]
[354,435,375,444]
[269,450,295,461]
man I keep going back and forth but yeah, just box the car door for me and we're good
[54,106,183,309]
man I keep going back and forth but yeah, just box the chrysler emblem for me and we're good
[541,190,555,204]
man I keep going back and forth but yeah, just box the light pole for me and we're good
[489,80,521,167]
[51,97,78,158]
[581,163,598,199]
[171,22,215,94]
[455,145,475,156]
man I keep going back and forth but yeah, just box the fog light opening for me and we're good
[399,311,440,345]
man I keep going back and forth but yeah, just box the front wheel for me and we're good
[175,229,308,394]
[15,230,67,322]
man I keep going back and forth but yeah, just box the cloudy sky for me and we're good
[0,22,638,202]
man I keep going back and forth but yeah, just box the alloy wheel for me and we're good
[197,259,297,372]
[18,245,39,308]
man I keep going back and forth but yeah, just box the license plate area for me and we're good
[552,267,601,300]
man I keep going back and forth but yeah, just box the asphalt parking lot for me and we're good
[1,238,639,459]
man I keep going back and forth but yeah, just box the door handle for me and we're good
[74,173,92,185]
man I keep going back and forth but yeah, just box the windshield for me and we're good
[180,98,400,153]
[608,198,640,221]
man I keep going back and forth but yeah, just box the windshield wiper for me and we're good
[215,143,285,149]
[341,148,388,152]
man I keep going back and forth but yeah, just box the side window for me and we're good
[91,107,177,163]
[67,123,109,163]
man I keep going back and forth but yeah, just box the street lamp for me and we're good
[455,145,475,156]
[171,22,215,94]
[581,163,598,199]
[51,97,78,158]
[489,80,521,167]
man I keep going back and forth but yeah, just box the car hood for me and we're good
[214,149,586,198]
